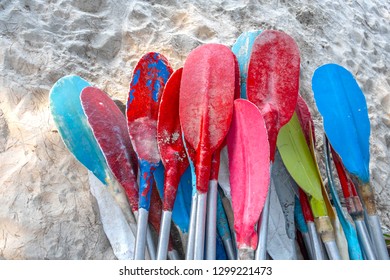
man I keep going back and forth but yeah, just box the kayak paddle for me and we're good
[312,63,388,259]
[295,95,350,259]
[180,44,236,259]
[156,68,189,260]
[49,76,136,259]
[216,191,236,260]
[324,136,366,259]
[247,30,300,259]
[126,52,173,259]
[227,99,270,260]
[277,113,341,259]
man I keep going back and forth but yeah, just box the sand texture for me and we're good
[0,0,389,259]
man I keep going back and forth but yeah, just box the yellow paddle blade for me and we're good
[277,113,327,217]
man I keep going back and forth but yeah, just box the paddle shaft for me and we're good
[186,193,197,260]
[134,208,150,260]
[194,192,207,259]
[156,210,172,260]
[206,180,218,259]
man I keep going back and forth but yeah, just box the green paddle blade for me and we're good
[276,113,327,218]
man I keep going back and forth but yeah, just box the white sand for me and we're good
[0,0,389,259]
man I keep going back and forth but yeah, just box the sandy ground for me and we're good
[0,0,389,259]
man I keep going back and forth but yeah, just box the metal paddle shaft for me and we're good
[227,100,270,260]
[180,44,236,259]
[312,64,389,260]
[205,149,221,260]
[156,68,189,260]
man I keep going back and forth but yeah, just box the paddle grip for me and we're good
[314,216,335,243]
[358,183,377,216]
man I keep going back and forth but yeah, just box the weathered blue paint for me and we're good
[294,197,308,234]
[232,30,262,99]
[216,232,228,260]
[139,159,158,210]
[312,64,370,183]
[216,192,232,241]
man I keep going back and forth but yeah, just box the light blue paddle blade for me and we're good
[324,137,363,260]
[312,64,370,183]
[49,75,111,184]
[232,30,262,99]
[216,232,228,260]
[153,165,191,233]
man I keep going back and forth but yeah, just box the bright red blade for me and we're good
[299,188,314,223]
[180,44,236,193]
[247,30,300,161]
[81,86,139,212]
[227,99,270,257]
[157,68,189,211]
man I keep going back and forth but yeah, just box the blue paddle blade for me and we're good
[153,164,192,233]
[217,192,232,243]
[49,75,111,184]
[232,30,262,99]
[324,137,363,260]
[216,232,228,260]
[294,197,309,234]
[312,64,370,183]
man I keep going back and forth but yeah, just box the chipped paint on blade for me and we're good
[180,44,236,193]
[81,86,139,212]
[312,63,370,183]
[227,99,270,251]
[247,30,300,161]
[127,52,173,164]
[232,30,262,99]
[157,68,189,211]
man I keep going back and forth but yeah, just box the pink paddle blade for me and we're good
[227,99,270,252]
[247,30,300,161]
[179,44,236,193]
[157,68,189,211]
[81,86,139,212]
[127,52,173,164]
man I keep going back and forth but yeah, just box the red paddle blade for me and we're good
[80,86,139,212]
[299,188,314,223]
[180,44,236,193]
[331,147,358,199]
[247,30,300,161]
[227,99,270,251]
[295,95,316,147]
[127,52,173,163]
[157,68,189,211]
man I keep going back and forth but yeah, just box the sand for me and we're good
[0,0,389,259]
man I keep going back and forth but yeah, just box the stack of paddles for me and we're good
[49,29,389,260]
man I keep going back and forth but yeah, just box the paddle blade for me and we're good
[312,63,370,182]
[127,52,173,164]
[180,44,236,193]
[247,30,300,160]
[277,113,323,201]
[227,99,270,251]
[49,75,110,184]
[232,30,262,99]
[157,68,189,211]
[81,86,139,212]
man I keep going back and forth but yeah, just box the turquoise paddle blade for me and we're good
[312,64,370,183]
[49,75,111,184]
[232,30,262,99]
